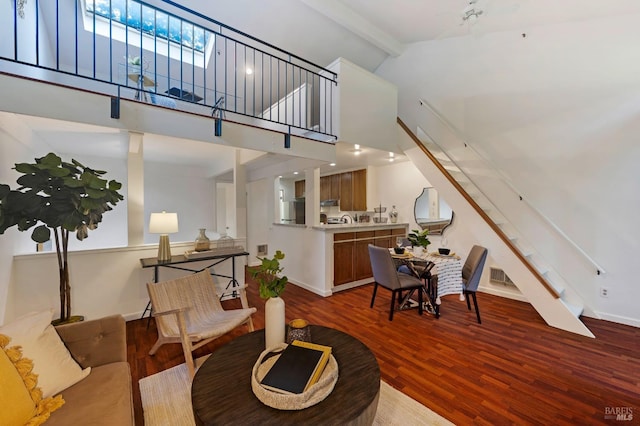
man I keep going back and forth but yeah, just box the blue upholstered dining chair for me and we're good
[461,245,488,324]
[368,244,424,320]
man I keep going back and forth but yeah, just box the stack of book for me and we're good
[260,340,332,395]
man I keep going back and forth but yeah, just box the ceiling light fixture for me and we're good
[329,163,336,167]
[246,67,253,75]
[293,171,299,175]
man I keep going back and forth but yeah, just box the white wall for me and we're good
[247,178,271,264]
[376,15,640,327]
[325,58,398,150]
[9,241,247,323]
[0,125,35,323]
[144,161,215,244]
[0,127,236,323]
[372,160,431,232]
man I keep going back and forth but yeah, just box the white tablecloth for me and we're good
[423,254,463,303]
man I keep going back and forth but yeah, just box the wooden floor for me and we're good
[127,273,640,425]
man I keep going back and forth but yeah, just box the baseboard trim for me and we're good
[478,285,528,302]
[590,311,640,328]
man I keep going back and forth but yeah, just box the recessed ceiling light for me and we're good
[293,171,299,175]
[329,163,336,167]
[278,175,283,178]
[354,144,360,150]
[388,158,395,162]
[389,152,395,158]
[246,67,253,75]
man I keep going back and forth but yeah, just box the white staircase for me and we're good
[398,112,596,338]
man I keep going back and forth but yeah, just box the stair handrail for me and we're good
[398,117,561,299]
[417,98,605,276]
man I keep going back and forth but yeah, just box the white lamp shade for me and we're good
[149,212,179,234]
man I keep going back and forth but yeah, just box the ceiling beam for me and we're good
[300,0,406,57]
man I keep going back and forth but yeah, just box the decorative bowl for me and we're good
[438,248,450,255]
[393,247,405,255]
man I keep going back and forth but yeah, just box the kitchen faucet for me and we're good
[340,213,354,224]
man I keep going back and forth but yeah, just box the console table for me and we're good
[192,326,380,425]
[139,250,249,320]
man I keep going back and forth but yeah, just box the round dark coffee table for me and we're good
[191,325,380,425]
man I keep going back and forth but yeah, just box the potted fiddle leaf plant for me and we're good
[0,153,124,325]
[250,250,287,348]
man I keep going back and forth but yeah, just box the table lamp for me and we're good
[149,211,179,262]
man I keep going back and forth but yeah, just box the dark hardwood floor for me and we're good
[127,272,640,425]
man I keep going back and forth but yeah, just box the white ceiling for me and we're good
[18,0,640,177]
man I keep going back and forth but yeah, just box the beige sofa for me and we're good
[47,315,134,425]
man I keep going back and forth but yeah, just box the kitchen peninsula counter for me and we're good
[312,222,409,231]
[324,223,409,290]
[267,223,408,298]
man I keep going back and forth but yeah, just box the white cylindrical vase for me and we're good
[265,296,285,349]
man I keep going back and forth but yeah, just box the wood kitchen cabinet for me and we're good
[320,169,365,210]
[320,173,342,201]
[295,180,305,198]
[320,176,331,202]
[354,231,375,280]
[334,232,356,285]
[333,227,406,286]
[330,174,341,200]
[352,169,367,211]
[320,174,341,202]
[339,172,353,211]
[374,228,392,248]
[339,169,366,211]
[374,227,406,249]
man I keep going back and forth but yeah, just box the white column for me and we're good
[127,132,144,246]
[233,152,247,239]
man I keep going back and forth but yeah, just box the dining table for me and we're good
[391,248,464,317]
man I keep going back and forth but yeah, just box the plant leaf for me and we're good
[31,225,50,243]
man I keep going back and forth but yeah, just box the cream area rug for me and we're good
[139,357,454,426]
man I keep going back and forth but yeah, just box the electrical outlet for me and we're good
[600,287,609,298]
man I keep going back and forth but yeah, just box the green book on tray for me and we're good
[260,340,332,395]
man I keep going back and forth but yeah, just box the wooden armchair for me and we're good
[146,270,256,377]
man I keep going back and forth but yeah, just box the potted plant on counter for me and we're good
[251,250,288,348]
[0,153,124,325]
[407,228,430,256]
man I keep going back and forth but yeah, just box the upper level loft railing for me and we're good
[415,98,605,277]
[0,0,337,142]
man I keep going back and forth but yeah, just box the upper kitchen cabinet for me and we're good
[339,169,366,211]
[320,174,340,202]
[339,172,353,210]
[352,169,367,211]
[295,180,305,198]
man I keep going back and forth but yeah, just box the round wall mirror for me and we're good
[414,187,454,235]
